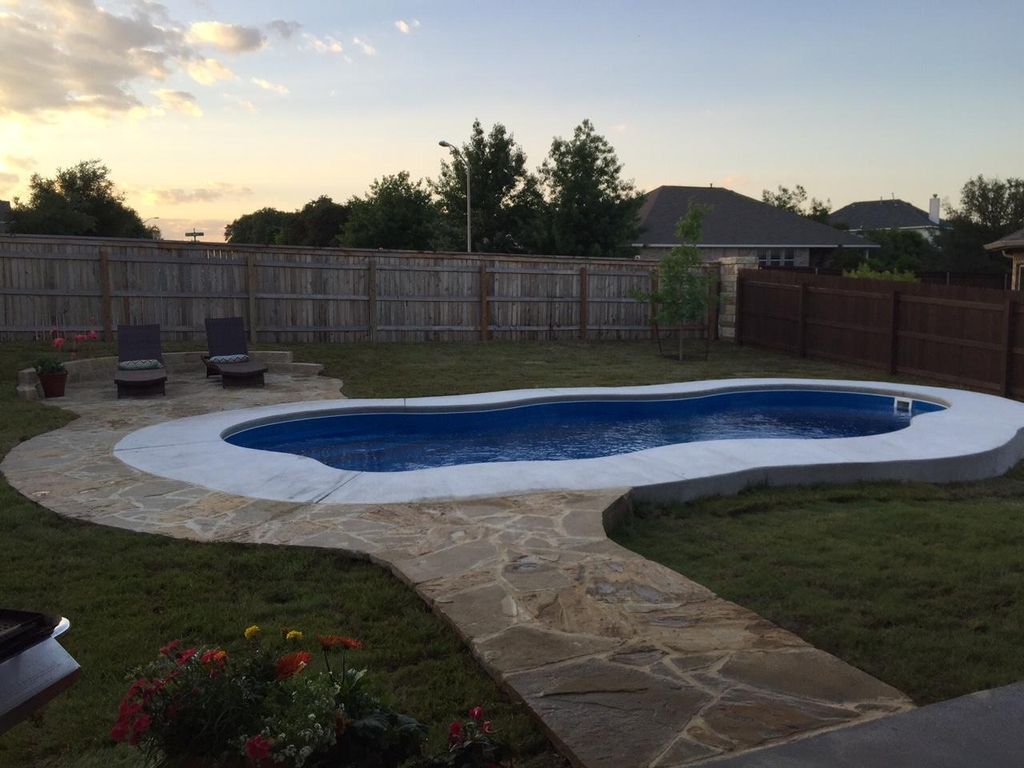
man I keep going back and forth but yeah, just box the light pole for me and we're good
[439,140,471,252]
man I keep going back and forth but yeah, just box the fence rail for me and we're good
[0,235,717,344]
[738,269,1022,397]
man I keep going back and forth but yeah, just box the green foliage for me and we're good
[10,160,152,238]
[34,357,65,374]
[842,262,919,282]
[536,120,643,258]
[342,172,440,250]
[278,195,350,247]
[828,228,941,273]
[939,175,1024,273]
[434,120,543,253]
[224,207,295,244]
[761,184,832,223]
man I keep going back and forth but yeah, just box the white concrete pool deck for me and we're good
[113,378,1024,505]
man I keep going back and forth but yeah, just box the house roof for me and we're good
[636,186,875,248]
[829,199,936,231]
[984,227,1024,253]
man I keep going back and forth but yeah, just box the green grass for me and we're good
[611,476,1024,705]
[0,337,1017,765]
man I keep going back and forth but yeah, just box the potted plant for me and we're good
[35,357,67,398]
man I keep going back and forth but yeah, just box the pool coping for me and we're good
[113,378,1024,505]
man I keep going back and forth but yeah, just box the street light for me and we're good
[439,140,471,253]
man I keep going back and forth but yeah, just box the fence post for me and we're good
[479,262,489,341]
[796,281,808,357]
[735,270,744,345]
[649,269,659,340]
[888,290,900,373]
[1003,295,1016,397]
[579,266,589,340]
[707,266,720,341]
[99,246,113,341]
[367,259,377,342]
[246,252,258,343]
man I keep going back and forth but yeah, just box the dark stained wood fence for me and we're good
[0,235,717,344]
[738,269,1023,396]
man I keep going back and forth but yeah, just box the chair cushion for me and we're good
[118,359,163,370]
[209,354,250,364]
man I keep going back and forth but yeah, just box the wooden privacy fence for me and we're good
[0,235,718,343]
[738,269,1024,397]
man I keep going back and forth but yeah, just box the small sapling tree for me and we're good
[635,205,715,361]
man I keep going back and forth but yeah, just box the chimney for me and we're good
[928,194,940,224]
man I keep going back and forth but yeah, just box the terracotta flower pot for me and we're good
[38,371,68,398]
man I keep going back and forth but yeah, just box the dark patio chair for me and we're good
[114,324,167,398]
[203,317,267,388]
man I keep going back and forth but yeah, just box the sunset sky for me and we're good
[1,0,1022,242]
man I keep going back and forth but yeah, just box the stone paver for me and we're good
[1,374,913,767]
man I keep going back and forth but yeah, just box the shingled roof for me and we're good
[636,186,873,248]
[984,227,1024,253]
[829,199,936,231]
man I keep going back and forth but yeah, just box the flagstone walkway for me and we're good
[2,373,913,767]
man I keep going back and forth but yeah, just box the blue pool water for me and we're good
[224,389,945,473]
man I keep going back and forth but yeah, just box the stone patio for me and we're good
[1,371,914,767]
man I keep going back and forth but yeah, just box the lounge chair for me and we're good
[114,324,167,398]
[203,317,267,388]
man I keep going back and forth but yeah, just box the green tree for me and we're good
[342,172,439,250]
[827,228,941,273]
[224,207,295,244]
[633,205,714,360]
[939,176,1024,273]
[11,160,152,238]
[434,120,543,253]
[761,184,832,223]
[536,120,643,258]
[277,196,350,247]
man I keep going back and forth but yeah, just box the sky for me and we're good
[1,0,1022,242]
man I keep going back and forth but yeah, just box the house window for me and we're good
[757,248,795,268]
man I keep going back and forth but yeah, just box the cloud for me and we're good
[4,154,34,171]
[152,89,202,117]
[145,183,253,206]
[187,21,265,53]
[0,171,18,196]
[307,34,343,54]
[352,37,376,56]
[223,94,256,113]
[267,19,301,39]
[251,77,288,95]
[186,57,234,86]
[395,19,420,35]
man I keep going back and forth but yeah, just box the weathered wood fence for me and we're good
[0,235,718,343]
[738,269,1023,396]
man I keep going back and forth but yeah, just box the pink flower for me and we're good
[75,334,87,343]
[88,329,99,340]
[468,706,484,721]
[52,337,66,349]
[448,721,465,747]
[482,720,494,733]
[245,734,272,761]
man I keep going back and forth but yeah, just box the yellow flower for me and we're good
[285,629,304,641]
[244,625,261,640]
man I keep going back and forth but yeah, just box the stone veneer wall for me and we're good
[717,254,758,340]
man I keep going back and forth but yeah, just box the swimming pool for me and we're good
[224,389,945,472]
[112,379,1024,504]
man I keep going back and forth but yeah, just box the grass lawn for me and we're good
[0,337,1018,764]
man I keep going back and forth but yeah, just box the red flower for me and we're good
[245,734,272,761]
[88,329,99,340]
[110,720,129,742]
[133,714,151,735]
[159,640,181,657]
[482,720,494,734]
[317,634,364,651]
[200,649,228,675]
[468,706,484,721]
[52,337,65,349]
[448,721,465,747]
[275,651,311,680]
[175,647,197,666]
[75,333,87,343]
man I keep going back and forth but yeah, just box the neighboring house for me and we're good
[0,200,11,234]
[634,185,876,267]
[984,227,1024,290]
[829,196,945,242]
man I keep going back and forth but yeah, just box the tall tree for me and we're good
[342,172,439,250]
[940,175,1024,272]
[536,120,643,258]
[224,207,295,244]
[11,160,152,238]
[434,120,543,252]
[277,196,350,247]
[761,184,832,223]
